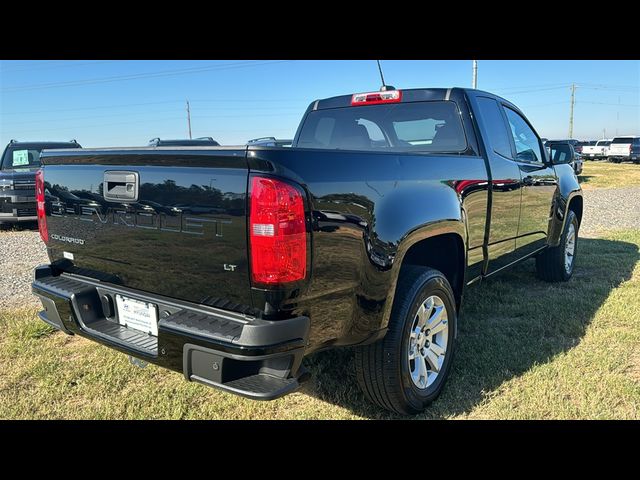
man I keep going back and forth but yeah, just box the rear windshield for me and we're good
[1,148,42,170]
[612,137,635,144]
[598,140,612,146]
[297,101,467,153]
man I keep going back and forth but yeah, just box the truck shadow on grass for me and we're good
[300,236,639,419]
[577,175,595,185]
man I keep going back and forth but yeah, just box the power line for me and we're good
[519,101,569,108]
[0,100,184,116]
[0,110,304,128]
[2,100,304,118]
[1,60,293,92]
[2,111,177,126]
[0,60,113,73]
[5,112,304,134]
[490,82,571,91]
[189,98,308,103]
[578,101,639,107]
[577,83,639,91]
[192,113,302,119]
[6,116,186,134]
[0,61,272,91]
[493,86,571,95]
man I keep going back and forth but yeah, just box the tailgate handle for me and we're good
[103,171,139,202]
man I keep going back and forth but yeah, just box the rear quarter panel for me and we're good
[547,163,582,246]
[248,147,489,350]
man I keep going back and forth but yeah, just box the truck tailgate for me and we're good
[40,148,253,310]
[609,142,631,156]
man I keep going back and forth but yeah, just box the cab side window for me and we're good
[503,107,543,163]
[476,97,513,159]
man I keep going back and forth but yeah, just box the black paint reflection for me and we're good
[44,159,252,308]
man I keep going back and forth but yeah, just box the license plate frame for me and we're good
[115,295,158,336]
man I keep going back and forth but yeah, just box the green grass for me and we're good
[579,161,640,190]
[1,230,638,419]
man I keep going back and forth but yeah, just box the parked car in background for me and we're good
[575,140,595,155]
[582,139,612,160]
[148,137,220,147]
[546,140,582,175]
[33,86,583,415]
[246,137,293,147]
[608,136,640,163]
[0,139,81,226]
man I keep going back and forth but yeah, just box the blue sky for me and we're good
[0,60,638,147]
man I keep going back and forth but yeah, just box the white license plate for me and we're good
[115,295,158,336]
[590,154,595,157]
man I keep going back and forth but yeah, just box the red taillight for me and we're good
[249,176,307,285]
[351,89,402,106]
[35,169,48,244]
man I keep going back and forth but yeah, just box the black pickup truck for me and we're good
[32,87,582,414]
[0,140,81,225]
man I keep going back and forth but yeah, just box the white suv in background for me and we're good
[608,136,640,163]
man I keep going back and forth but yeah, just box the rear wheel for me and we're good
[536,210,578,282]
[355,266,457,415]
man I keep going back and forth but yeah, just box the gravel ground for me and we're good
[0,186,638,310]
[0,225,48,309]
[581,187,640,237]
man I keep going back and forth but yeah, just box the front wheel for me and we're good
[536,210,579,282]
[355,266,457,415]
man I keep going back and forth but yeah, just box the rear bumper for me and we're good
[32,265,310,400]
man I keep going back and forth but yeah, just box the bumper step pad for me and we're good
[213,374,299,398]
[88,319,158,356]
[159,310,244,343]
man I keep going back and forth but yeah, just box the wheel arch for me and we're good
[567,194,583,228]
[548,176,583,247]
[380,221,467,330]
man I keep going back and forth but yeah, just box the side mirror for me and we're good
[548,145,574,165]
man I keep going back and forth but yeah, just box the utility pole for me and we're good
[568,83,576,138]
[616,95,620,136]
[472,60,478,89]
[186,100,192,139]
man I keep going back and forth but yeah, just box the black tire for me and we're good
[355,266,457,415]
[536,210,579,282]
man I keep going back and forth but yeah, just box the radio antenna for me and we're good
[376,60,386,88]
[376,60,395,91]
